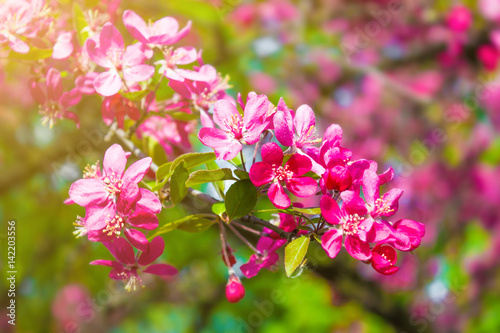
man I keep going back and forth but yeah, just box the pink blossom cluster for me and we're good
[65,144,177,290]
[198,94,425,301]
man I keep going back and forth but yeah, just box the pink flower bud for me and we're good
[478,44,499,72]
[226,275,245,303]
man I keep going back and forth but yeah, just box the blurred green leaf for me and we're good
[170,161,189,205]
[284,236,310,277]
[8,48,52,60]
[72,3,89,46]
[185,168,234,187]
[121,89,150,101]
[151,214,216,237]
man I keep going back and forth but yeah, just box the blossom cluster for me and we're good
[199,94,425,302]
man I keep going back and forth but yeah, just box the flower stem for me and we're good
[227,223,260,254]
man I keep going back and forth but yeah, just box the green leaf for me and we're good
[8,48,52,60]
[150,214,216,237]
[284,236,310,277]
[211,202,226,217]
[185,168,234,187]
[293,207,321,215]
[155,152,217,188]
[121,89,150,101]
[156,162,172,182]
[225,180,257,221]
[206,160,225,192]
[170,161,189,205]
[72,3,89,46]
[168,112,200,121]
[234,169,250,180]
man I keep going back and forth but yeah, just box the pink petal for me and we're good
[213,100,241,131]
[123,10,150,43]
[393,219,425,251]
[60,89,82,108]
[240,255,261,278]
[136,188,161,214]
[143,263,178,276]
[52,31,74,60]
[103,144,127,178]
[320,195,342,225]
[261,142,283,167]
[323,124,343,147]
[362,169,380,205]
[249,161,274,186]
[138,236,165,266]
[122,43,148,67]
[122,157,152,185]
[344,235,372,261]
[89,260,122,269]
[104,237,136,266]
[30,80,45,104]
[85,38,112,68]
[286,153,312,176]
[198,127,242,160]
[242,94,269,129]
[94,71,122,97]
[47,68,63,101]
[286,177,317,198]
[127,210,159,230]
[273,101,294,146]
[152,16,179,37]
[10,37,29,53]
[99,22,124,56]
[268,182,290,209]
[294,104,315,140]
[124,228,149,252]
[321,229,343,259]
[123,64,155,83]
[84,201,115,231]
[69,178,107,207]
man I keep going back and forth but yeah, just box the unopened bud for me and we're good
[226,275,245,303]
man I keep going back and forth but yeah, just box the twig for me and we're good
[218,219,234,273]
[227,223,260,254]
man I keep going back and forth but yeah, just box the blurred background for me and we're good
[1,0,500,332]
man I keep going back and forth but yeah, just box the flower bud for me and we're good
[225,275,245,303]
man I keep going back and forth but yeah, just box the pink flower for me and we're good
[91,236,177,291]
[198,94,270,160]
[86,22,154,96]
[157,46,198,81]
[386,219,425,252]
[370,244,399,275]
[69,144,152,213]
[320,194,380,261]
[250,142,318,209]
[240,229,286,278]
[101,94,140,128]
[30,68,81,128]
[0,0,37,53]
[52,31,74,60]
[226,275,245,303]
[123,10,191,46]
[446,5,472,33]
[477,44,499,72]
[273,98,324,174]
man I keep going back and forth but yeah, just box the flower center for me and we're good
[342,214,364,236]
[272,164,294,182]
[374,198,394,215]
[296,125,321,147]
[124,272,143,292]
[102,173,123,197]
[225,114,243,139]
[83,161,101,179]
[102,215,124,237]
[39,101,62,128]
[73,216,87,238]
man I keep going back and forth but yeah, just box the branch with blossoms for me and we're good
[4,0,424,302]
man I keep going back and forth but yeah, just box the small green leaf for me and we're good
[225,180,257,221]
[284,236,310,277]
[185,168,234,187]
[72,3,89,46]
[156,162,172,181]
[234,169,250,180]
[155,152,217,187]
[293,207,321,215]
[206,160,225,192]
[121,89,150,101]
[150,214,216,237]
[170,161,189,205]
[211,202,226,217]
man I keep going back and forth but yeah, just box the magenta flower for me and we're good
[362,169,403,218]
[0,0,38,53]
[86,22,154,96]
[123,10,191,46]
[69,144,152,212]
[101,94,140,129]
[320,194,384,261]
[30,68,81,128]
[240,229,286,278]
[198,94,270,160]
[249,142,318,209]
[386,219,425,252]
[91,237,177,291]
[446,5,472,33]
[273,98,324,174]
[370,244,399,275]
[158,46,198,81]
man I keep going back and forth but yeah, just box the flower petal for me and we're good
[294,104,315,140]
[286,177,317,198]
[69,178,107,207]
[320,195,342,225]
[122,157,152,185]
[321,229,343,259]
[213,99,241,131]
[122,64,155,83]
[124,228,149,252]
[103,144,127,178]
[249,161,274,186]
[345,235,372,261]
[94,71,122,97]
[198,127,242,160]
[268,182,290,209]
[138,236,164,266]
[143,263,178,276]
[261,142,283,167]
[286,153,312,176]
[123,10,150,43]
[103,237,136,266]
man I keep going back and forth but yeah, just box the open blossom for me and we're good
[86,22,154,96]
[30,68,81,128]
[273,98,323,174]
[123,10,191,46]
[385,219,425,252]
[320,193,389,261]
[250,142,317,209]
[198,94,270,160]
[240,228,286,278]
[362,168,403,218]
[68,144,152,213]
[157,46,198,81]
[91,237,177,291]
